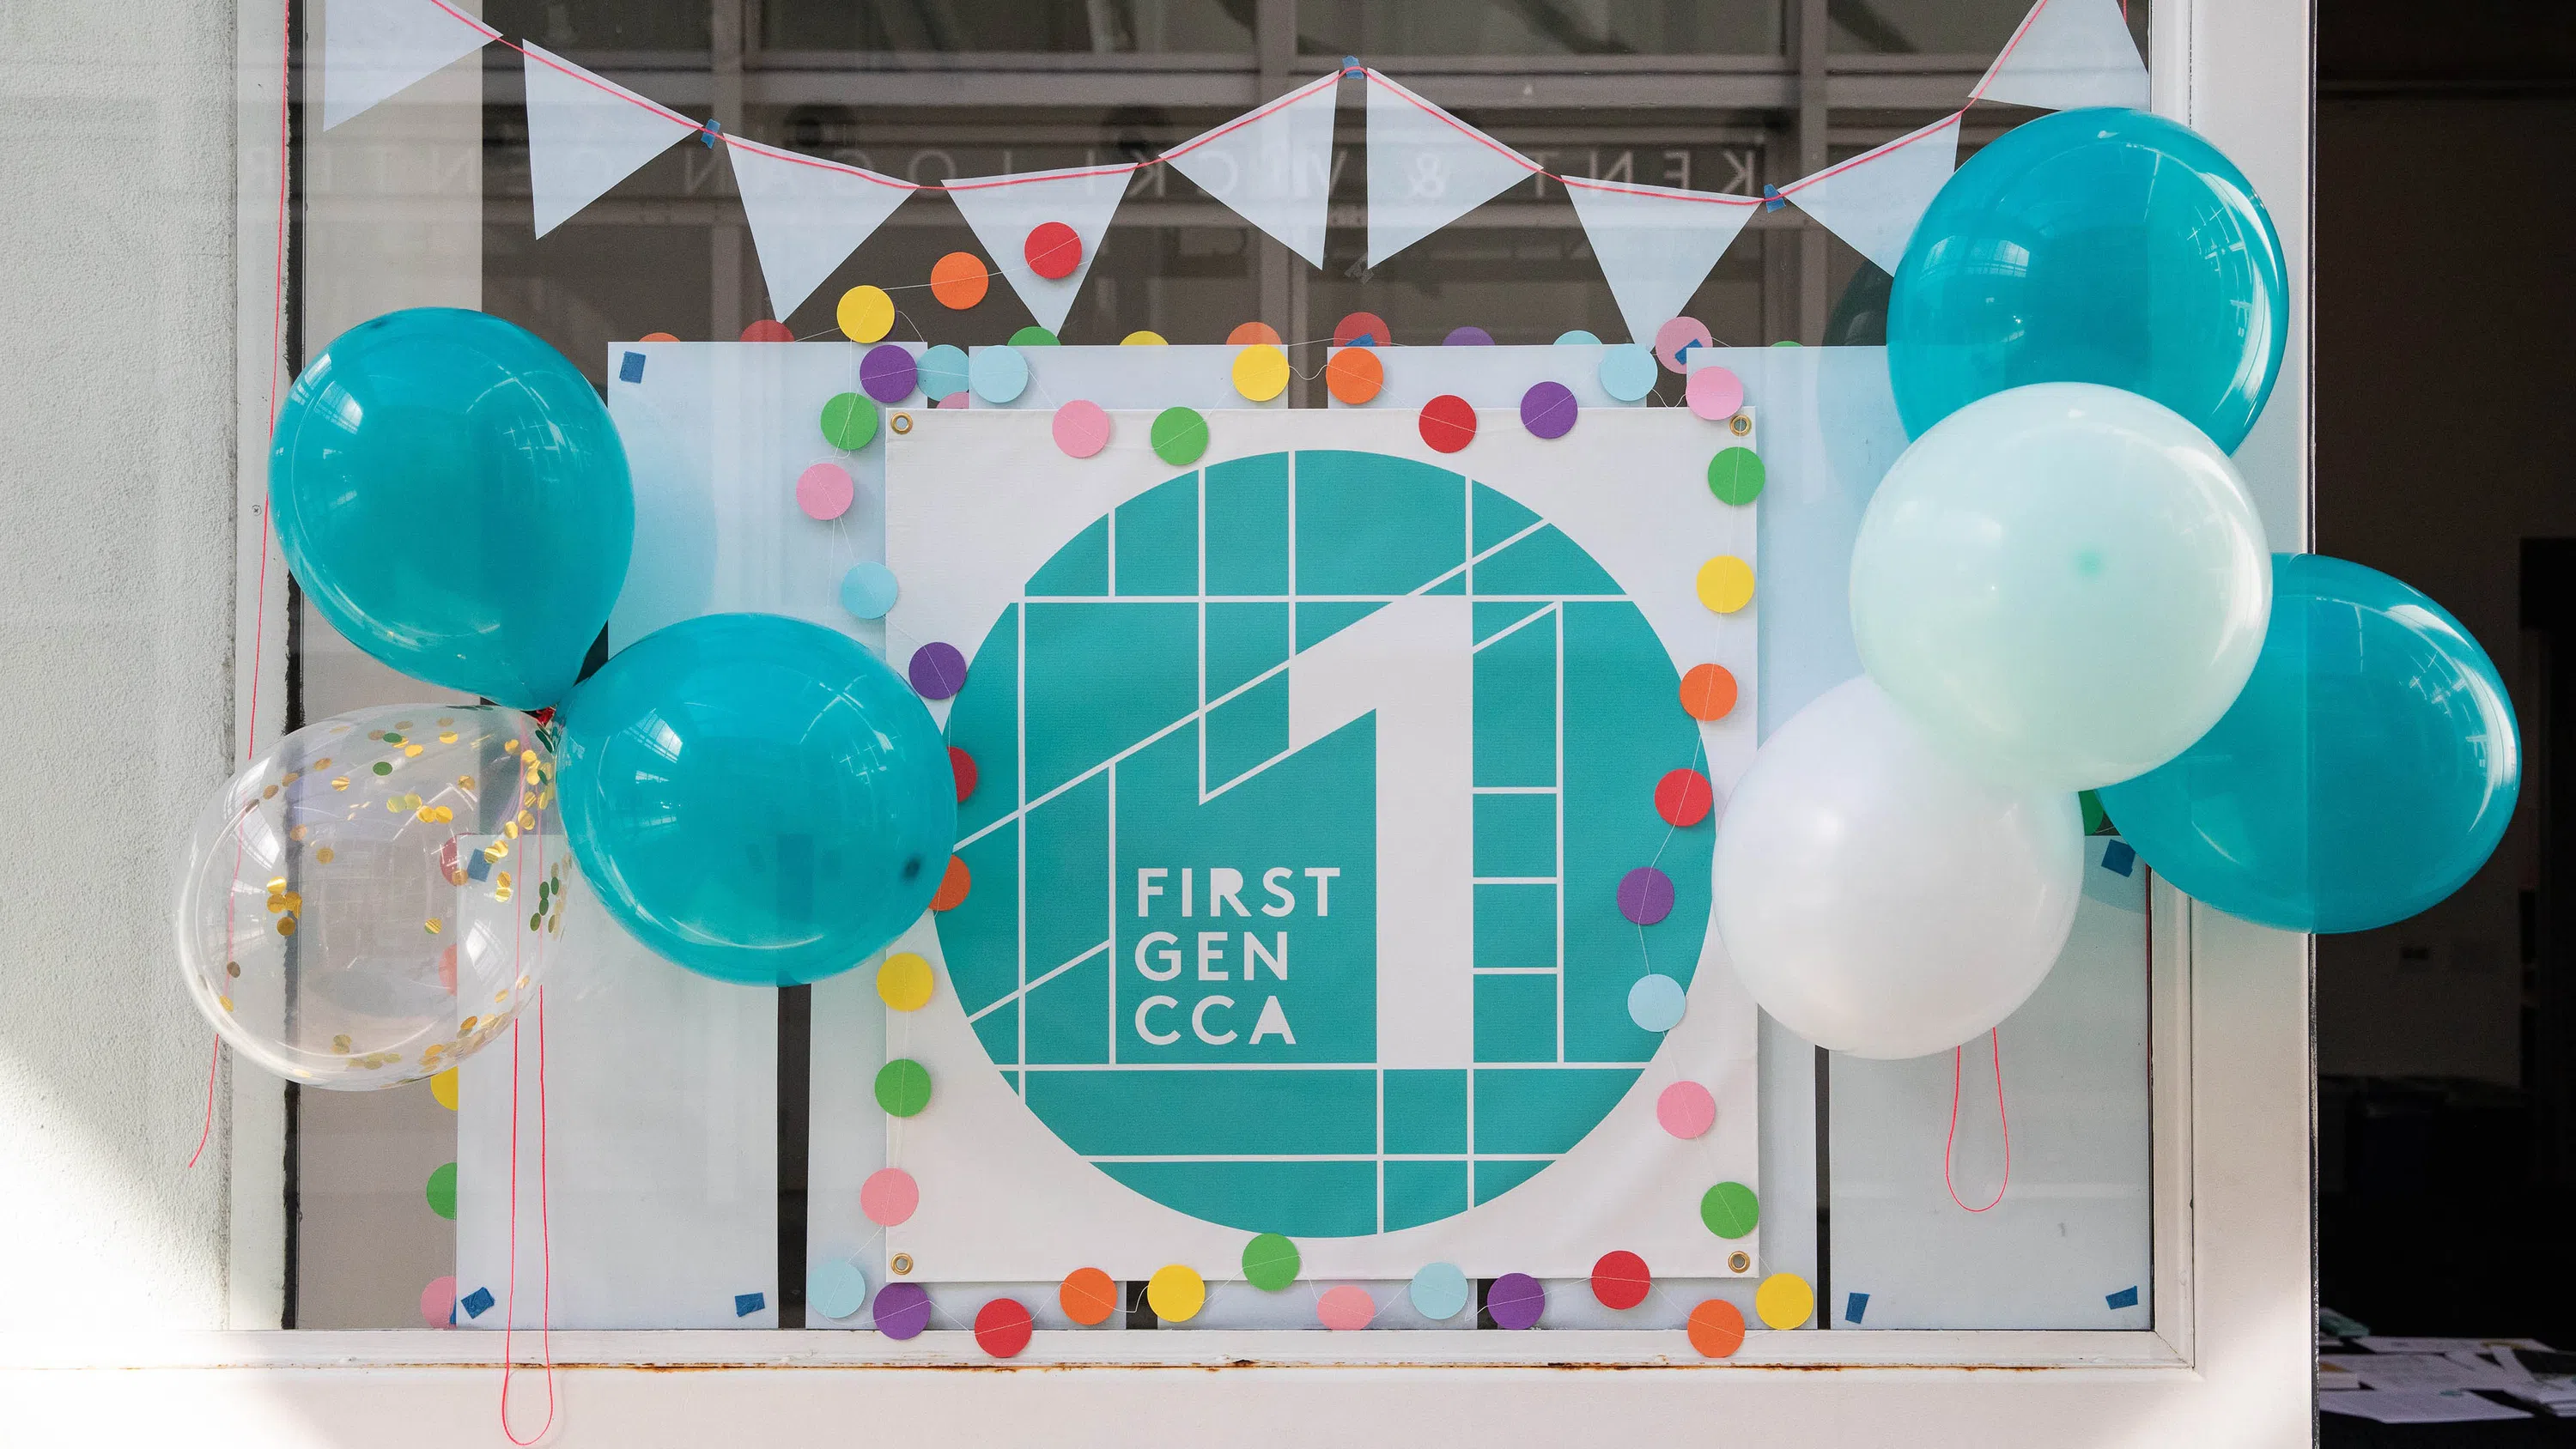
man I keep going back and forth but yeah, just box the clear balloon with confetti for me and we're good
[173,704,577,1089]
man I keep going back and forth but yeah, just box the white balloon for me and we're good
[1715,677,2082,1058]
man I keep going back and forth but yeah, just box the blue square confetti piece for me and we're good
[1844,1291,1869,1324]
[460,1286,495,1319]
[735,1291,766,1318]
[466,850,493,882]
[1762,184,1785,212]
[618,350,646,384]
[2102,840,2137,877]
[2105,1285,2140,1310]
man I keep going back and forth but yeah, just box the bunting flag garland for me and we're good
[943,163,1135,335]
[1562,178,1760,345]
[1161,72,1342,268]
[1362,70,1543,268]
[520,42,702,239]
[1780,112,1963,276]
[726,138,918,320]
[322,0,499,131]
[1972,0,2149,112]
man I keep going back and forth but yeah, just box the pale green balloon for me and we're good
[1849,383,2270,791]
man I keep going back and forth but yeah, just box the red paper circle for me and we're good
[974,1297,1035,1357]
[1591,1251,1652,1310]
[1333,311,1393,348]
[950,746,979,803]
[1024,221,1082,281]
[739,319,794,343]
[1655,768,1714,827]
[1419,394,1477,454]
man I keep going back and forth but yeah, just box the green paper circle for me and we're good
[1150,407,1209,466]
[426,1161,458,1220]
[1706,446,1765,506]
[820,391,879,451]
[2080,788,2110,835]
[1700,1180,1759,1239]
[1009,325,1060,347]
[1242,1232,1301,1291]
[876,1058,933,1118]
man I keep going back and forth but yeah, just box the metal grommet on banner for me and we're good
[1729,413,1753,436]
[891,413,914,435]
[1729,1251,1752,1274]
[890,1253,914,1276]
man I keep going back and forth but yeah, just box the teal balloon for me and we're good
[558,614,957,985]
[1889,108,2288,452]
[2099,555,2518,934]
[270,309,632,707]
[1850,383,2271,791]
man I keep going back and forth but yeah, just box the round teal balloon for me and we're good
[1889,108,2288,452]
[2099,555,2518,934]
[557,614,957,985]
[1850,383,2271,791]
[270,308,633,708]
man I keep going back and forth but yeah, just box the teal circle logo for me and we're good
[935,450,1708,1236]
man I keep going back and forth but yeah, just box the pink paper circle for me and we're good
[860,1167,920,1226]
[1654,316,1714,373]
[936,391,971,409]
[797,463,855,520]
[1686,366,1745,421]
[1657,1081,1716,1139]
[1316,1285,1376,1330]
[421,1275,457,1328]
[1053,400,1111,458]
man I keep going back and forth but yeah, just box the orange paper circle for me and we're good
[1679,663,1738,721]
[1687,1298,1747,1358]
[1060,1267,1118,1326]
[929,252,990,310]
[931,854,972,912]
[639,331,679,343]
[1326,347,1383,405]
[1227,321,1283,346]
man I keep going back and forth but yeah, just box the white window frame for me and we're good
[44,0,2311,1438]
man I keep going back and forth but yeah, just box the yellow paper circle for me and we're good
[877,952,935,1012]
[1231,343,1291,403]
[1146,1264,1206,1322]
[836,285,894,343]
[1695,555,1756,614]
[1121,330,1170,347]
[429,1069,459,1112]
[1755,1272,1814,1330]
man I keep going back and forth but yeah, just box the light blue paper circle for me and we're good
[840,561,900,621]
[1409,1261,1470,1321]
[808,1260,870,1319]
[1627,973,1687,1033]
[1554,330,1601,347]
[1599,343,1656,403]
[917,343,971,402]
[969,344,1030,403]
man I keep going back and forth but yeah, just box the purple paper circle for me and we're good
[1488,1272,1546,1330]
[1443,325,1495,347]
[1518,381,1578,440]
[872,1282,932,1339]
[860,344,918,403]
[908,641,968,700]
[1617,866,1675,925]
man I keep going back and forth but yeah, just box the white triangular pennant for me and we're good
[1162,72,1340,268]
[1783,112,1962,276]
[1563,178,1760,343]
[521,42,702,238]
[1973,0,2148,112]
[322,0,499,130]
[943,163,1133,335]
[726,137,917,319]
[1363,69,1542,268]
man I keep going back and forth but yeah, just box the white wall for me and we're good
[0,1,240,1327]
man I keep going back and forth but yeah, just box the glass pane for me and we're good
[763,0,1254,53]
[485,0,709,51]
[1302,0,1783,57]
[1831,0,2146,56]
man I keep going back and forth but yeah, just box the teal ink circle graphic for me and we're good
[935,451,1709,1237]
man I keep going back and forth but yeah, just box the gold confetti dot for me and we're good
[498,870,513,888]
[539,787,555,809]
[504,738,519,754]
[332,1034,352,1053]
[519,810,536,831]
[495,990,508,1003]
[276,916,296,937]
[289,825,308,841]
[313,757,331,769]
[386,799,404,812]
[218,996,234,1013]
[458,775,476,791]
[262,785,277,799]
[424,919,442,935]
[438,731,459,744]
[459,1016,479,1034]
[368,731,385,741]
[520,749,538,767]
[484,841,507,862]
[267,877,288,891]
[416,806,438,822]
[266,895,288,913]
[495,887,513,902]
[505,821,519,839]
[404,743,423,758]
[315,846,334,864]
[434,805,454,822]
[282,772,301,785]
[331,777,349,791]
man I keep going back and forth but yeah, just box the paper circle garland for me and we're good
[874,1058,933,1117]
[1146,1264,1206,1322]
[916,344,971,402]
[1556,329,1601,346]
[840,561,899,620]
[1700,1180,1760,1239]
[931,854,972,911]
[1010,324,1060,346]
[1060,1267,1119,1325]
[809,1260,869,1319]
[836,285,894,343]
[930,252,989,309]
[1695,555,1755,614]
[1756,1273,1815,1330]
[1687,1298,1747,1357]
[975,1297,1036,1357]
[908,641,968,700]
[1657,1081,1716,1139]
[1591,1251,1652,1310]
[1024,221,1081,281]
[1316,1286,1376,1330]
[1418,394,1477,453]
[1242,1233,1301,1290]
[1227,320,1282,345]
[1679,664,1738,721]
[949,745,978,803]
[1616,866,1674,925]
[1487,1273,1546,1330]
[969,344,1030,403]
[1706,446,1765,505]
[877,952,934,1011]
[1626,973,1686,1032]
[860,343,918,403]
[1598,343,1657,402]
[872,1282,933,1338]
[1444,325,1494,346]
[796,463,854,521]
[1654,317,1711,372]
[1150,407,1209,466]
[739,319,793,343]
[1121,330,1168,346]
[1326,346,1384,405]
[1686,365,1745,421]
[1232,343,1291,403]
[820,391,879,451]
[1052,399,1110,458]
[1655,767,1714,827]
[1333,311,1391,347]
[1409,1262,1470,1321]
[860,1167,920,1225]
[1518,381,1577,440]
[420,1276,456,1328]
